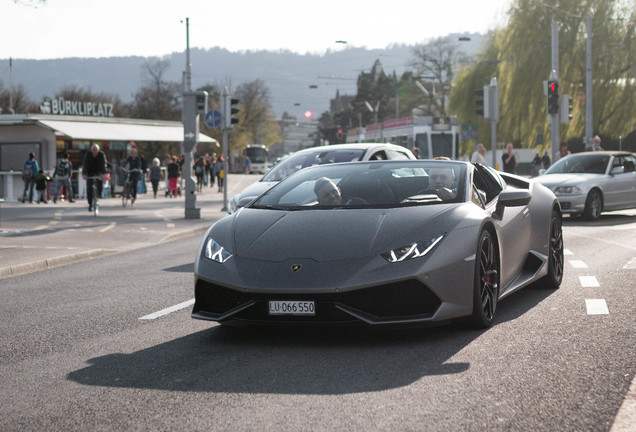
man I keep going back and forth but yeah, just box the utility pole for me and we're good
[181,17,207,219]
[550,22,560,163]
[9,58,14,114]
[488,77,499,169]
[585,15,593,150]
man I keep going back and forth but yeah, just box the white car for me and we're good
[227,143,416,213]
[535,151,636,220]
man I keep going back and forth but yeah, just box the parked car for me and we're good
[227,143,415,213]
[193,159,563,329]
[535,151,636,220]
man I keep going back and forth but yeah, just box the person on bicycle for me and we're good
[124,147,142,205]
[82,144,107,212]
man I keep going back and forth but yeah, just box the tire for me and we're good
[466,230,499,329]
[92,187,99,217]
[582,189,602,220]
[541,210,564,289]
[122,186,129,208]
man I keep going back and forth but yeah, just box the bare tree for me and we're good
[128,59,181,121]
[410,37,469,115]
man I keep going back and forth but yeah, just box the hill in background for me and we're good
[0,33,484,118]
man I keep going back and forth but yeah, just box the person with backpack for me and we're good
[21,152,39,203]
[52,152,75,203]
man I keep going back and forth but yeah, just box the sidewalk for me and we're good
[0,174,258,279]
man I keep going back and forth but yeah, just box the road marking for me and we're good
[623,258,636,269]
[579,276,600,287]
[569,260,588,268]
[138,299,195,320]
[564,249,574,255]
[99,223,116,233]
[166,223,175,228]
[585,299,609,315]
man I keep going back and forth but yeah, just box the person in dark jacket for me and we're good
[167,155,181,198]
[123,148,142,205]
[82,144,107,212]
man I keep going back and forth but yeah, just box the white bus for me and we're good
[346,116,460,160]
[244,144,269,174]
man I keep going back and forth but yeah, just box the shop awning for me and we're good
[36,119,216,143]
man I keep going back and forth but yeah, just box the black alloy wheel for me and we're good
[467,230,499,329]
[542,210,564,289]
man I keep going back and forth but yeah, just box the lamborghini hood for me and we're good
[228,206,462,262]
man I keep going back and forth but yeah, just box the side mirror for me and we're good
[494,190,532,220]
[538,169,547,176]
[238,196,257,208]
[610,166,625,175]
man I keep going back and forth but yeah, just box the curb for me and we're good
[610,374,636,432]
[0,249,116,279]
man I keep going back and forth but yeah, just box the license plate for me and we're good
[268,300,315,316]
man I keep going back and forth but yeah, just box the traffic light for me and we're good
[560,94,573,124]
[475,85,490,118]
[547,80,559,115]
[223,94,240,129]
[195,91,208,113]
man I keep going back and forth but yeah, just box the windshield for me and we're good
[545,154,610,175]
[251,161,466,210]
[245,146,267,163]
[261,148,365,182]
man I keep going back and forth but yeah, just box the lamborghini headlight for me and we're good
[381,235,444,263]
[204,238,232,263]
[554,186,582,194]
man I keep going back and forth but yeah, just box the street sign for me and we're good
[205,110,222,128]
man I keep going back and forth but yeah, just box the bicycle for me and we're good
[86,176,102,217]
[121,168,141,208]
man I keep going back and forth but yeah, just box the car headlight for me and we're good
[554,186,582,194]
[204,238,232,263]
[381,235,444,263]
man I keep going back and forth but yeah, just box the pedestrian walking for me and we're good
[149,158,162,198]
[167,155,181,198]
[214,154,225,192]
[52,152,75,203]
[21,152,39,203]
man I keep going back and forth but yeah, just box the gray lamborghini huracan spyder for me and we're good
[193,159,564,329]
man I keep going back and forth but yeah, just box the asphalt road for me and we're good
[0,185,634,431]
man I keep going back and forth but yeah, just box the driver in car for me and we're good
[314,177,366,206]
[428,167,457,200]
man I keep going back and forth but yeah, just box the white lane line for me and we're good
[579,276,600,287]
[99,223,116,233]
[564,249,574,256]
[569,260,588,268]
[623,258,636,269]
[138,299,195,320]
[585,299,609,315]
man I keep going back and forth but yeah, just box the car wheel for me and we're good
[467,230,499,329]
[582,189,602,220]
[541,210,564,289]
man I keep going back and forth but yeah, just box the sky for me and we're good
[2,0,513,60]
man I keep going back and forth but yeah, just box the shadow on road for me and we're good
[563,212,636,227]
[68,286,555,395]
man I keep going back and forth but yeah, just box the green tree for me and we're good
[450,0,636,153]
